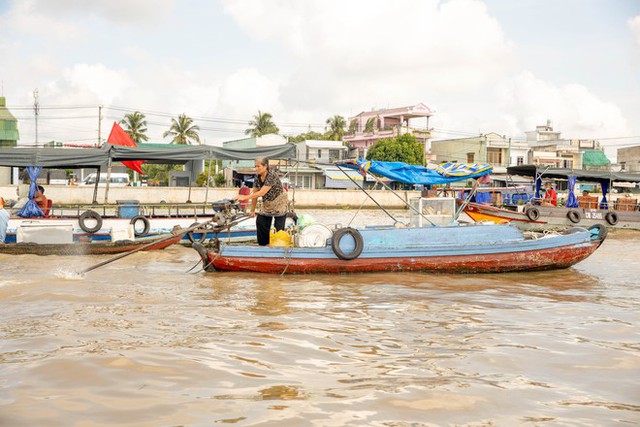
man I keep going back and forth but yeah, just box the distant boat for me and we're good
[191,160,607,275]
[464,201,640,232]
[463,165,640,232]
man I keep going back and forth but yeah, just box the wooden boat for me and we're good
[190,159,607,275]
[192,223,607,275]
[4,213,258,244]
[462,165,640,232]
[0,232,183,256]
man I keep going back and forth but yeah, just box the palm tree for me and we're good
[364,117,377,133]
[163,114,201,145]
[325,115,347,141]
[245,110,279,137]
[347,118,358,135]
[119,111,149,144]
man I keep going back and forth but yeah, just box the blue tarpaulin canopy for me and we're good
[340,159,493,186]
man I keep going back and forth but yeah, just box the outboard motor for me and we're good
[210,199,243,226]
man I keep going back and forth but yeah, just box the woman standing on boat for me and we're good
[234,158,288,246]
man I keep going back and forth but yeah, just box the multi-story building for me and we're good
[618,145,640,173]
[343,103,433,159]
[431,120,610,172]
[430,132,529,168]
[0,96,20,185]
[526,120,610,170]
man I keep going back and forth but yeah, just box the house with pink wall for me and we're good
[343,103,434,159]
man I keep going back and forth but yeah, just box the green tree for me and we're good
[325,115,346,141]
[365,133,424,165]
[163,114,201,145]
[141,163,181,185]
[245,110,279,137]
[364,117,377,133]
[288,130,326,143]
[347,119,358,135]
[119,111,149,144]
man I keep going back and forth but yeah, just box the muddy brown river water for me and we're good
[1,210,638,426]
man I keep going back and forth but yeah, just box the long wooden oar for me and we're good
[80,219,216,274]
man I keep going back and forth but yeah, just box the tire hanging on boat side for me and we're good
[130,215,150,237]
[78,210,103,233]
[525,207,540,221]
[605,212,618,225]
[567,209,582,224]
[187,222,207,244]
[331,227,364,261]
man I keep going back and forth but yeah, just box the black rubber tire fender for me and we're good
[130,215,150,237]
[588,224,608,242]
[78,210,103,234]
[187,222,207,244]
[331,227,364,261]
[525,207,540,221]
[567,209,582,224]
[605,212,618,225]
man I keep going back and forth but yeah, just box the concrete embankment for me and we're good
[0,185,421,209]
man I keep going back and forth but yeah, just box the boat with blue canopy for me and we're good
[464,164,640,232]
[192,159,607,275]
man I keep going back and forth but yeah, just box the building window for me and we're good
[318,149,322,158]
[563,159,573,168]
[329,149,341,160]
[517,156,524,165]
[620,162,626,171]
[487,148,502,165]
[466,152,475,163]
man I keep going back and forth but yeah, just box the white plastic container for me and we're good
[17,222,74,244]
[111,224,135,242]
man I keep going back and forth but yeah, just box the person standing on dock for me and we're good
[234,158,288,246]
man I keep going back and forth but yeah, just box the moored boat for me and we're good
[191,159,607,275]
[463,165,640,232]
[192,223,606,274]
[0,232,183,256]
[465,201,640,232]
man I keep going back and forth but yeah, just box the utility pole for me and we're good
[33,89,39,147]
[98,105,103,146]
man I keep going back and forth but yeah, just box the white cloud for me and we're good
[58,63,132,105]
[28,0,174,24]
[1,0,637,152]
[223,0,515,113]
[216,68,281,118]
[494,71,629,157]
[0,0,84,41]
[629,15,640,46]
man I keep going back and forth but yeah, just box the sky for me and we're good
[0,0,639,161]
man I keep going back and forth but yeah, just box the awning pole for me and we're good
[92,167,100,204]
[204,159,212,203]
[103,159,112,204]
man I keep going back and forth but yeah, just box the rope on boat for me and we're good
[336,164,399,224]
[186,259,202,273]
[348,181,380,228]
[281,246,294,276]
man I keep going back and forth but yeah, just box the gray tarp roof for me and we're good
[507,165,640,183]
[0,146,111,168]
[0,143,297,167]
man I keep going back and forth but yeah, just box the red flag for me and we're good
[107,122,145,175]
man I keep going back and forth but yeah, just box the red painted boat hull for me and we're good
[200,241,600,274]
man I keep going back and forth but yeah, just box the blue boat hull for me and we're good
[194,224,606,274]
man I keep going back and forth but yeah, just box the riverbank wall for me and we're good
[0,186,421,209]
